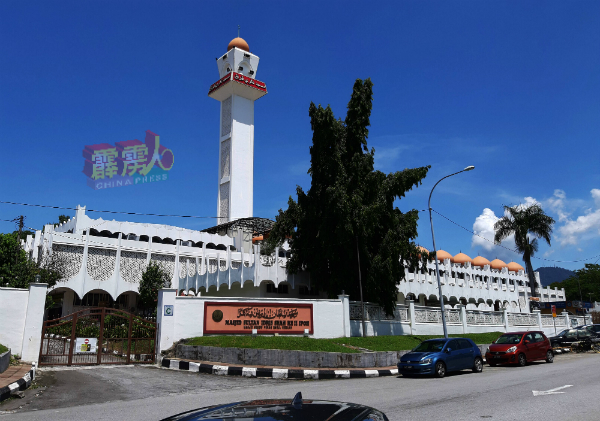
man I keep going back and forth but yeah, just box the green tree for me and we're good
[550,264,600,302]
[494,204,555,299]
[0,232,69,289]
[138,261,171,312]
[265,78,430,315]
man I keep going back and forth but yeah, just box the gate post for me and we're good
[97,308,105,365]
[126,313,133,364]
[68,312,78,366]
[20,283,48,364]
[156,288,177,360]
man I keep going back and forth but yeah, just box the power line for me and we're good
[0,200,222,219]
[431,208,600,264]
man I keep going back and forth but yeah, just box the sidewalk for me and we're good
[0,364,36,402]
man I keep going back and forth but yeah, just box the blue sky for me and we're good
[1,1,599,271]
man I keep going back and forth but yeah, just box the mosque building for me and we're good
[22,37,565,318]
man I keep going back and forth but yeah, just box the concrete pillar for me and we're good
[503,308,509,332]
[533,309,542,329]
[459,304,467,334]
[338,293,350,338]
[561,311,570,329]
[408,300,416,335]
[62,289,75,316]
[20,283,48,363]
[156,288,177,358]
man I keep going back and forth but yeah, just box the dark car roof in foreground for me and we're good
[160,398,388,421]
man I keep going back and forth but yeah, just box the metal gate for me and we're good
[39,308,157,366]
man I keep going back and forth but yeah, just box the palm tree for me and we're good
[494,204,555,301]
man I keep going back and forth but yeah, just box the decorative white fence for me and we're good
[466,311,504,326]
[348,300,588,337]
[414,307,461,324]
[508,313,539,327]
[349,302,409,322]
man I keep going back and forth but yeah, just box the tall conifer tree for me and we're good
[266,79,430,314]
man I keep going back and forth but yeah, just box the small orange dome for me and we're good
[507,261,525,272]
[435,249,453,262]
[490,258,508,270]
[472,256,491,268]
[416,246,429,259]
[453,252,472,265]
[228,37,249,52]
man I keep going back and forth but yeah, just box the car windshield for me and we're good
[495,334,523,344]
[412,340,446,352]
[555,329,569,337]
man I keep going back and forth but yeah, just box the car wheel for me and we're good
[488,362,496,367]
[434,361,446,378]
[517,353,527,367]
[545,350,554,363]
[472,357,483,373]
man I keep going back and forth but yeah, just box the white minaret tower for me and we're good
[209,36,267,224]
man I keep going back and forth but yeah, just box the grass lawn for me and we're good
[184,332,503,353]
[0,343,8,354]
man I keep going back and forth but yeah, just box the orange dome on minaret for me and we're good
[228,37,249,52]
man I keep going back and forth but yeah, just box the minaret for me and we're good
[209,36,267,224]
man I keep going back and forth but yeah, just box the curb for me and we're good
[160,358,398,380]
[0,363,36,403]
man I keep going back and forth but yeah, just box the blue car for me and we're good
[397,338,483,378]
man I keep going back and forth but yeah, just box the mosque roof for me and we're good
[507,261,525,272]
[201,217,274,235]
[453,252,472,265]
[472,256,491,267]
[490,258,508,270]
[228,37,250,52]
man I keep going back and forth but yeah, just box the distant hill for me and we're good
[535,267,575,287]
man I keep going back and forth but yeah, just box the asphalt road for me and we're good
[1,352,599,420]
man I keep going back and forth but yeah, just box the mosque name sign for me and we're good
[208,72,267,95]
[204,302,313,335]
[83,130,174,190]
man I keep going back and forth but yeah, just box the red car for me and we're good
[485,331,553,367]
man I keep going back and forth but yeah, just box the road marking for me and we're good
[532,385,573,396]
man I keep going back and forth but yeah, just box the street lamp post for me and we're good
[428,166,475,339]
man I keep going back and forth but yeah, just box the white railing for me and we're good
[466,311,503,326]
[541,315,555,326]
[554,316,567,327]
[349,302,409,322]
[414,307,461,324]
[507,313,538,326]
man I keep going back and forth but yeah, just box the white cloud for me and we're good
[546,189,569,222]
[471,208,517,262]
[557,189,600,246]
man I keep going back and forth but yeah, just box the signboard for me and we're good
[542,301,567,309]
[551,305,556,318]
[208,72,267,95]
[164,305,174,316]
[75,338,98,353]
[203,302,313,335]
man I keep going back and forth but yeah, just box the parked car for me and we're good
[160,392,389,421]
[397,337,483,378]
[549,327,598,347]
[485,331,553,366]
[577,324,600,334]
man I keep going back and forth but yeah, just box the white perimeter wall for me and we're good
[156,289,349,354]
[0,283,47,362]
[0,287,29,355]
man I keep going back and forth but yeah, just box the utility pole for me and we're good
[15,215,24,264]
